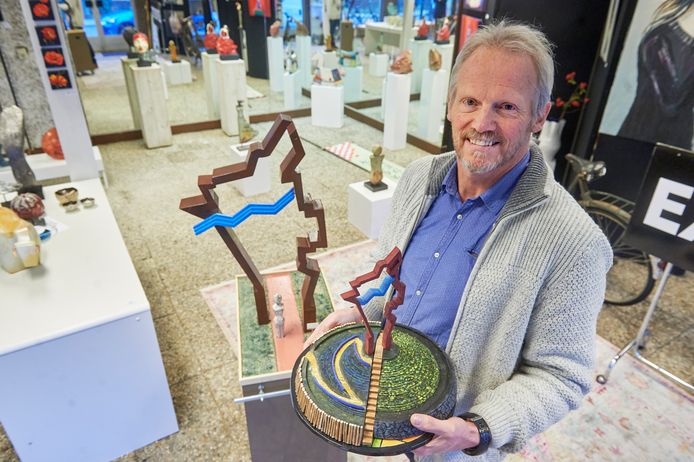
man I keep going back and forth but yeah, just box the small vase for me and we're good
[537,119,566,172]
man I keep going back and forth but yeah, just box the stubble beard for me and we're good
[454,127,531,175]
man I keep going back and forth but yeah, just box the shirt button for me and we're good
[434,252,440,258]
[457,214,463,220]
[415,290,422,296]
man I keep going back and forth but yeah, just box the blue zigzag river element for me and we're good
[356,274,394,306]
[193,188,295,235]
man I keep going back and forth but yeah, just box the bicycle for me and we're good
[565,154,655,305]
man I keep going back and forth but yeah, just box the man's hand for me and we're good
[303,306,362,349]
[410,414,480,456]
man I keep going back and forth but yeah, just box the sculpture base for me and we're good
[127,51,139,59]
[136,58,153,67]
[363,181,388,192]
[434,39,450,45]
[206,48,218,54]
[220,53,240,61]
[414,36,428,41]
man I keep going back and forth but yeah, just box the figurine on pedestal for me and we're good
[168,40,180,63]
[390,50,413,74]
[216,25,240,60]
[429,48,442,71]
[133,32,156,67]
[204,22,218,53]
[285,48,298,73]
[269,20,281,37]
[324,34,336,52]
[237,102,257,143]
[364,145,388,192]
[272,293,285,338]
[0,106,39,197]
[296,19,309,36]
[415,17,430,40]
[122,27,139,59]
[435,20,451,44]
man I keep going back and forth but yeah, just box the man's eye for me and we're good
[500,103,517,111]
[461,98,476,106]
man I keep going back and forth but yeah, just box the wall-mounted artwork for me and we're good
[29,0,54,21]
[458,15,480,50]
[248,0,271,18]
[599,0,693,150]
[47,70,71,90]
[42,48,65,68]
[36,25,59,46]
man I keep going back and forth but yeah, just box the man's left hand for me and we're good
[410,414,480,456]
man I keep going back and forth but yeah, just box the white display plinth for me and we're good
[369,52,389,77]
[383,72,411,150]
[267,36,284,93]
[311,84,344,128]
[131,64,172,149]
[296,35,312,88]
[202,52,220,119]
[230,143,271,197]
[120,57,141,129]
[433,42,454,80]
[418,68,447,142]
[162,59,192,85]
[283,71,301,110]
[343,66,363,102]
[347,178,396,240]
[217,58,247,136]
[0,179,178,462]
[0,146,107,186]
[409,38,432,93]
[320,50,339,69]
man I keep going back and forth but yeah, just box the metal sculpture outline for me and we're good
[180,114,327,330]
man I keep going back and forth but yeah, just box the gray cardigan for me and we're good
[363,146,612,461]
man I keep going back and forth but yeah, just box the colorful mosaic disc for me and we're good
[291,322,455,456]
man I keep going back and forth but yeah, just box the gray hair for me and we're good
[448,20,555,118]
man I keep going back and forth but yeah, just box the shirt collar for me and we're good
[440,151,531,214]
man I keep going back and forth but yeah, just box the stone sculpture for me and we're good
[364,145,387,192]
[429,48,442,71]
[390,50,412,74]
[272,293,285,338]
[237,102,257,143]
[0,207,41,274]
[0,106,36,189]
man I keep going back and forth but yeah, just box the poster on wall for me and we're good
[249,0,271,18]
[47,70,71,90]
[35,25,60,46]
[599,0,693,151]
[42,47,65,68]
[29,0,54,21]
[458,15,480,50]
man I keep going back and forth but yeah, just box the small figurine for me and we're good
[216,25,239,60]
[0,207,41,274]
[285,47,298,73]
[415,17,429,40]
[204,22,218,53]
[41,128,64,160]
[132,32,156,67]
[365,145,387,192]
[237,102,257,143]
[168,40,180,63]
[390,50,413,74]
[269,20,281,37]
[435,21,451,44]
[296,19,309,36]
[429,48,442,71]
[272,293,285,338]
[324,34,336,52]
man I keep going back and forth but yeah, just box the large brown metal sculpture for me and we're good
[179,115,327,330]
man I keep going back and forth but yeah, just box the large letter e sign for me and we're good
[643,178,694,241]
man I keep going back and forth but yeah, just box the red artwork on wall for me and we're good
[248,0,271,18]
[458,15,480,50]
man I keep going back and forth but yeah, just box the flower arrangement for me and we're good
[554,71,590,120]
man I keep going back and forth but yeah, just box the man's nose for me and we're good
[471,106,496,133]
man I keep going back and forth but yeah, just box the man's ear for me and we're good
[532,101,552,133]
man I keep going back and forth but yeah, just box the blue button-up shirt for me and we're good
[397,152,530,348]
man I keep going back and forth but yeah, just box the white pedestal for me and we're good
[409,38,432,93]
[383,72,411,150]
[202,52,220,119]
[320,50,339,69]
[347,178,396,240]
[433,42,454,78]
[121,57,141,129]
[283,71,301,110]
[343,66,363,102]
[0,179,178,462]
[311,84,344,128]
[230,143,271,197]
[267,36,284,93]
[131,64,172,149]
[369,52,389,77]
[0,146,107,186]
[418,68,447,142]
[162,59,192,85]
[217,58,247,136]
[296,35,312,88]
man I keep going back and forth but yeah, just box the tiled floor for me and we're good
[1,116,691,461]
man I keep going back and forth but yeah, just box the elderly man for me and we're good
[307,21,612,461]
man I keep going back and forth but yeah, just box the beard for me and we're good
[454,127,531,174]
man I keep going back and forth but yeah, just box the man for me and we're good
[307,21,612,461]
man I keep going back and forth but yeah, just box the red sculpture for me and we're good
[435,23,450,44]
[216,25,239,59]
[416,20,429,40]
[41,128,64,160]
[204,22,218,51]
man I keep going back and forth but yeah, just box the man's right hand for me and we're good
[303,306,362,349]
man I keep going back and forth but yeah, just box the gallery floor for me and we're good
[1,115,692,461]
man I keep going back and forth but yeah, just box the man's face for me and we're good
[447,47,548,175]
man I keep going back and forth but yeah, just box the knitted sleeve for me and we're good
[469,232,612,452]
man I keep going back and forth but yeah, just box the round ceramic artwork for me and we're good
[291,322,455,456]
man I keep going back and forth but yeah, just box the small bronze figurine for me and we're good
[429,48,442,71]
[364,145,388,192]
[168,40,180,63]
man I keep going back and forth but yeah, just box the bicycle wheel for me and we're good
[580,201,654,305]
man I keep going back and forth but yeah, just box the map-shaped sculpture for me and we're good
[291,248,456,455]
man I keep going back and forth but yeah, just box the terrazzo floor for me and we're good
[1,115,692,461]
